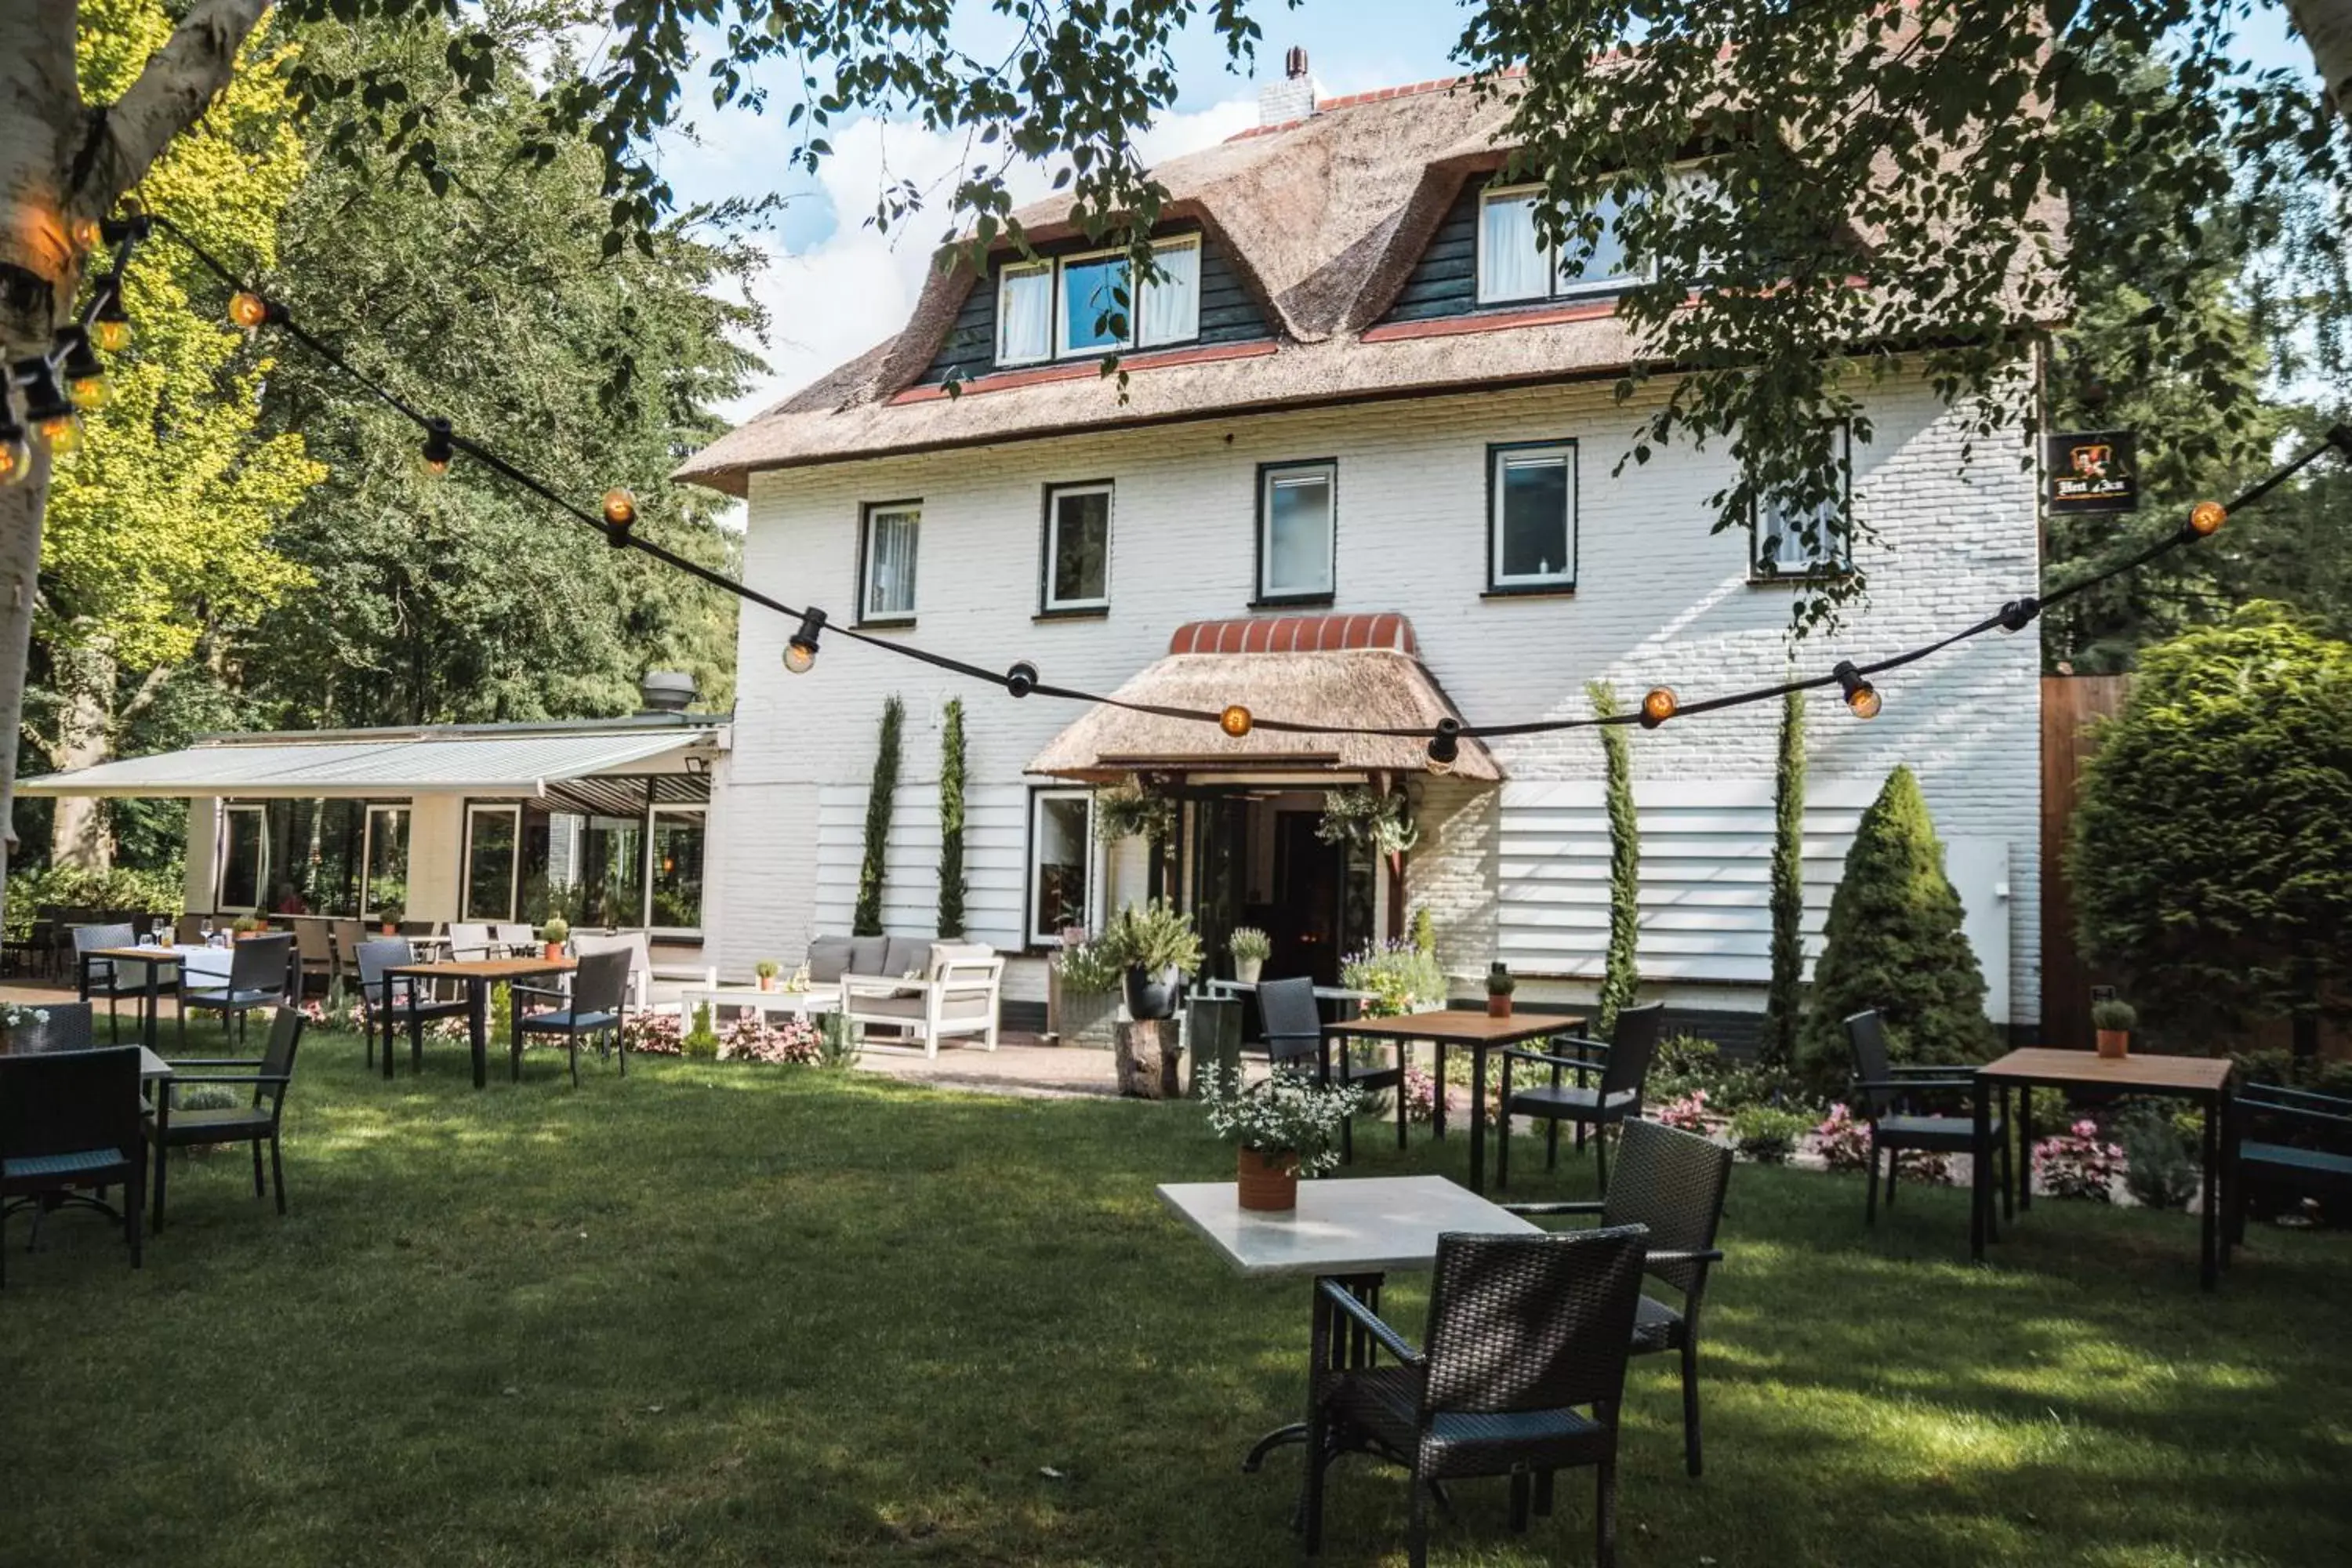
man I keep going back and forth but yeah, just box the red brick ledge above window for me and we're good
[1171,612,1417,657]
[1359,299,1624,343]
[889,340,1279,405]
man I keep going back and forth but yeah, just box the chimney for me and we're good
[1257,45,1318,128]
[638,670,697,715]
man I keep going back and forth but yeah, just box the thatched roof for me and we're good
[680,69,2067,496]
[1025,644,1501,783]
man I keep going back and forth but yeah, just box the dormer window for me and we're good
[995,234,1203,367]
[1476,182,1648,306]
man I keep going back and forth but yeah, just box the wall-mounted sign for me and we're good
[2045,430,2138,514]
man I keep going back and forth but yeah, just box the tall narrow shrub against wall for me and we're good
[938,699,967,938]
[1799,765,1991,1091]
[1588,682,1641,1033]
[1763,688,1807,1070]
[853,695,904,938]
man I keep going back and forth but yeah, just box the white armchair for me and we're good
[573,931,716,1016]
[840,942,1004,1057]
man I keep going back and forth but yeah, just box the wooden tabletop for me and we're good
[386,957,575,980]
[1328,1009,1584,1047]
[86,946,195,964]
[1980,1047,2234,1094]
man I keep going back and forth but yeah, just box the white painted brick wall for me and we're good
[709,372,2042,1022]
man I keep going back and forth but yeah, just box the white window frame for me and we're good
[644,803,708,936]
[1751,421,1857,580]
[1135,233,1201,349]
[463,803,522,924]
[859,501,921,624]
[1026,788,1100,947]
[1475,180,1661,307]
[216,804,268,912]
[995,260,1053,367]
[1053,245,1131,360]
[1041,481,1114,612]
[1488,442,1578,590]
[1257,459,1338,604]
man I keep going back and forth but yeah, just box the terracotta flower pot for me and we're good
[2096,1029,2129,1060]
[1487,993,1513,1018]
[381,923,398,936]
[1237,1147,1300,1211]
[544,942,565,962]
[758,975,776,992]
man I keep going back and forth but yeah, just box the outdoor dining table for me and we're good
[1971,1047,2238,1290]
[1323,1010,1584,1195]
[1156,1174,1541,1486]
[380,956,575,1090]
[78,944,234,1053]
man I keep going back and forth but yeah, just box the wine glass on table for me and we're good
[198,916,213,949]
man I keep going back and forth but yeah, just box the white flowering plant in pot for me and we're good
[1197,1063,1363,1178]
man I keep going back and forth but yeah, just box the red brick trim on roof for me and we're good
[1170,613,1417,657]
[1360,299,1627,343]
[887,339,1278,405]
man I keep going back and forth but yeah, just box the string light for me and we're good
[0,419,28,488]
[227,290,274,330]
[420,418,455,477]
[16,358,78,453]
[1639,687,1679,728]
[601,488,637,545]
[784,607,826,673]
[1833,660,1881,720]
[92,290,132,354]
[57,328,107,411]
[2187,500,2226,537]
[1426,717,1461,775]
[1220,704,1253,737]
[69,216,101,252]
[1004,661,1041,697]
[1998,597,2039,633]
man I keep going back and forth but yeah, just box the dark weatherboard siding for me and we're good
[1378,180,1483,326]
[919,228,1273,386]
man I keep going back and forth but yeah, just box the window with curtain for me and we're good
[1259,462,1337,602]
[862,504,920,622]
[1490,443,1577,590]
[1753,422,1856,579]
[1479,183,1653,305]
[996,262,1051,365]
[1043,483,1112,611]
[1028,790,1096,945]
[1137,236,1200,347]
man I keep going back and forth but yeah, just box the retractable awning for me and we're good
[15,726,717,800]
[1026,612,1500,782]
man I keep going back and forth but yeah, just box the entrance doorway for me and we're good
[1187,789,1375,988]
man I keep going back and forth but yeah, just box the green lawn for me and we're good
[3,1033,2348,1567]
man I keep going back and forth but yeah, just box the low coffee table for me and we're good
[680,985,840,1024]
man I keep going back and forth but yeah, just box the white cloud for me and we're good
[715,96,1258,425]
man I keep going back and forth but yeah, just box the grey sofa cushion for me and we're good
[849,935,890,975]
[883,936,935,981]
[807,935,856,984]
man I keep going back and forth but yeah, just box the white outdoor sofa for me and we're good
[807,933,1004,1057]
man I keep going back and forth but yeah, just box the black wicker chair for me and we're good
[1495,1002,1664,1193]
[148,1007,305,1232]
[2231,1082,2352,1236]
[1504,1119,1732,1476]
[180,933,293,1048]
[510,949,630,1087]
[1845,1009,2009,1228]
[71,921,153,1044]
[0,1045,147,1287]
[1261,976,1407,1160]
[1306,1225,1651,1568]
[354,938,466,1072]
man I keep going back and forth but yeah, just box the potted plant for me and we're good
[1486,960,1516,1018]
[2092,998,2135,1059]
[1102,898,1203,1022]
[754,958,781,993]
[230,913,263,942]
[379,900,404,936]
[1229,925,1272,986]
[1049,940,1122,1047]
[1200,1063,1364,1211]
[540,915,570,961]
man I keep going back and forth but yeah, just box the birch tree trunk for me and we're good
[0,0,272,917]
[2285,0,2352,116]
[48,640,114,869]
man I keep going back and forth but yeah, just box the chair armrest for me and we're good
[510,983,568,1002]
[1854,1076,1976,1093]
[1500,1200,1605,1217]
[163,1057,267,1068]
[2242,1082,2352,1112]
[1887,1062,1976,1076]
[162,1073,289,1087]
[1647,1247,1725,1267]
[1316,1279,1423,1367]
[1549,1034,1612,1056]
[1499,1045,1604,1075]
[2238,1099,2352,1131]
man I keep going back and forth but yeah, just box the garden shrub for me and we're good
[854,695,903,937]
[2069,604,2352,1049]
[1813,1102,1872,1172]
[2035,1118,2125,1201]
[682,1004,720,1058]
[938,698,966,938]
[1729,1104,1810,1164]
[1341,940,1445,1018]
[1588,681,1641,1033]
[1798,765,1992,1095]
[2118,1104,2199,1210]
[1655,1090,1712,1132]
[1764,688,1806,1071]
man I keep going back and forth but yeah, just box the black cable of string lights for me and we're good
[27,208,2352,771]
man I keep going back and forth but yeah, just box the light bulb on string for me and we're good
[227,290,276,331]
[419,419,455,477]
[0,422,29,488]
[1004,662,1040,698]
[16,358,78,453]
[1219,704,1253,738]
[2187,500,2226,538]
[58,328,107,411]
[783,607,826,674]
[68,216,101,252]
[1639,688,1678,729]
[602,488,637,546]
[1833,660,1881,720]
[92,291,132,354]
[1426,717,1461,775]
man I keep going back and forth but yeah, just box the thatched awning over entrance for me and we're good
[1026,615,1499,783]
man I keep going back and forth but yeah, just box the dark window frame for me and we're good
[1252,457,1340,608]
[1036,479,1116,619]
[1483,438,1581,597]
[994,232,1206,370]
[855,498,924,627]
[1024,784,1099,951]
[459,798,524,924]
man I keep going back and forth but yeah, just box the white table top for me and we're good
[1156,1174,1540,1279]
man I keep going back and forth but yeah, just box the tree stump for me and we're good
[1114,1018,1183,1099]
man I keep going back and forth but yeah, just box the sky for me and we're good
[649,1,2323,429]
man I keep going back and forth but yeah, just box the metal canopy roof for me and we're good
[15,728,717,800]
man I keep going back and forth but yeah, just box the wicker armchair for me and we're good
[148,1007,305,1232]
[1495,1002,1664,1192]
[354,938,466,1072]
[0,1045,147,1287]
[1305,1225,1651,1568]
[1505,1119,1732,1476]
[510,949,630,1087]
[2232,1082,2352,1236]
[180,934,293,1049]
[1846,1010,2009,1229]
[1261,975,1407,1160]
